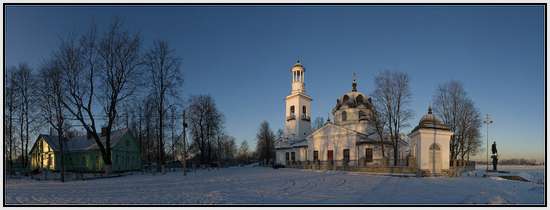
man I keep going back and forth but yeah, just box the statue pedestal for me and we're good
[490,153,498,171]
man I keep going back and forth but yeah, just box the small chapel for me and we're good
[274,61,454,176]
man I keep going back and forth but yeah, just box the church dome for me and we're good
[412,107,451,132]
[291,60,305,71]
[333,75,372,112]
[334,91,372,111]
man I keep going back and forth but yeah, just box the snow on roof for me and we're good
[37,128,130,152]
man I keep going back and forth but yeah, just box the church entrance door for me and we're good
[327,150,333,161]
[429,143,442,174]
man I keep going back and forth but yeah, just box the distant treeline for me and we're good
[477,158,543,165]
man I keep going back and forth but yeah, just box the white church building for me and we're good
[275,61,453,175]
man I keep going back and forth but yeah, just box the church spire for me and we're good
[352,72,357,92]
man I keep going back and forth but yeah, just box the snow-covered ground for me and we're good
[5,166,544,205]
[470,164,545,184]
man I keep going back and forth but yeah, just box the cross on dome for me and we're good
[352,72,357,92]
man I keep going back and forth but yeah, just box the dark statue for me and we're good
[491,141,498,171]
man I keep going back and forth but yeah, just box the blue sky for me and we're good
[5,5,545,161]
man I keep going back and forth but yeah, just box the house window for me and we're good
[96,155,101,169]
[291,152,295,161]
[47,155,52,168]
[313,150,319,161]
[342,111,347,121]
[343,149,350,162]
[366,148,373,162]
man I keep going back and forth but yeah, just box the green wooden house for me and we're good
[29,128,141,173]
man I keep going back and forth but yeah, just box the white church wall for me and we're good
[309,129,359,161]
[332,107,371,134]
[284,94,312,140]
[411,129,453,173]
[302,148,307,161]
[356,144,393,165]
[275,149,291,164]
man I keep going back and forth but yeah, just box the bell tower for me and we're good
[284,60,312,141]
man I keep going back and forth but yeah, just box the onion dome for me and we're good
[411,106,451,132]
[333,75,373,112]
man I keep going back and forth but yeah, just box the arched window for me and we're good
[290,106,295,114]
[342,111,347,121]
[302,106,307,114]
[342,95,350,104]
[430,143,440,150]
[356,95,364,104]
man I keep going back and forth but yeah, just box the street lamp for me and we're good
[429,106,436,174]
[483,114,493,171]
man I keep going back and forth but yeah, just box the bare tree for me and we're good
[38,61,67,182]
[222,135,237,162]
[143,40,183,172]
[312,117,325,130]
[5,68,17,174]
[170,106,177,162]
[433,81,482,162]
[275,128,284,141]
[187,95,224,165]
[370,104,387,160]
[141,96,157,164]
[56,19,141,174]
[372,71,413,166]
[237,140,250,164]
[97,19,142,173]
[179,109,188,175]
[256,121,275,165]
[11,63,36,168]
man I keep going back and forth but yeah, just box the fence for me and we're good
[283,160,416,174]
[449,160,476,170]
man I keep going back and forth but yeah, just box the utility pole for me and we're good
[182,110,187,176]
[483,114,493,171]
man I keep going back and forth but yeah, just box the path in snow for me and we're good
[5,167,544,205]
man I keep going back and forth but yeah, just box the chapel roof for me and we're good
[411,107,451,133]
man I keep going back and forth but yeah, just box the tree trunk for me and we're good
[19,108,25,168]
[393,143,398,166]
[8,106,13,175]
[25,108,29,169]
[103,149,112,175]
[157,95,164,173]
[57,129,65,182]
[138,116,142,167]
